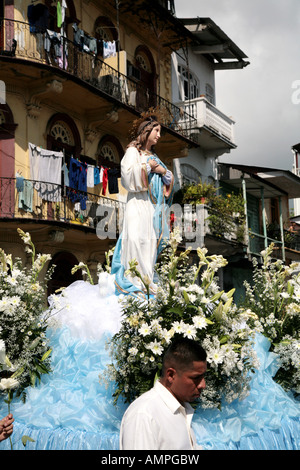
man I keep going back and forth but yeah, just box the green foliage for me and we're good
[181,179,217,204]
[177,180,246,241]
[240,244,300,396]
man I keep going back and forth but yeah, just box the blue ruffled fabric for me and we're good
[0,308,299,450]
[193,335,300,450]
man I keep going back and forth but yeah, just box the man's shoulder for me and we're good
[125,386,160,415]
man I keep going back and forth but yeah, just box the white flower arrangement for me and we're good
[0,229,56,447]
[241,243,300,396]
[102,229,259,409]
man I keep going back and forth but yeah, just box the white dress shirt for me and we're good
[119,380,200,450]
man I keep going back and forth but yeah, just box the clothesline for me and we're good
[27,4,117,59]
[18,143,121,213]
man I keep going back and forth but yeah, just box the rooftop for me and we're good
[178,17,250,69]
[219,163,300,199]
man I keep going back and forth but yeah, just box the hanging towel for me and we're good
[94,167,100,185]
[63,162,69,186]
[107,168,119,194]
[29,143,63,202]
[61,0,67,24]
[87,165,95,188]
[102,168,108,195]
[103,41,116,59]
[18,180,33,212]
[57,1,62,28]
[99,166,104,183]
[16,176,24,192]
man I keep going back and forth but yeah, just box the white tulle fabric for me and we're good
[47,273,123,340]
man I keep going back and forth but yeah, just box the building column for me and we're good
[241,175,249,250]
[278,196,285,261]
[260,186,268,249]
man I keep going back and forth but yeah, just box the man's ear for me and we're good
[165,367,176,384]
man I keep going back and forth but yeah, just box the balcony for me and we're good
[247,225,300,262]
[0,177,124,238]
[0,18,197,144]
[247,231,285,261]
[176,96,236,150]
[173,203,246,256]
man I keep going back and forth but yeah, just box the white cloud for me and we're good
[174,0,300,170]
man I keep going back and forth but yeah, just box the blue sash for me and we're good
[147,154,174,255]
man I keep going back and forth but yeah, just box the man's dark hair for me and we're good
[161,337,207,376]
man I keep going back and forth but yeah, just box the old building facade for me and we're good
[0,0,200,290]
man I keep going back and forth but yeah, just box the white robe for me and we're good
[120,147,157,291]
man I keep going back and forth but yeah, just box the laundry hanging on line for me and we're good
[29,143,63,202]
[72,23,98,55]
[57,0,67,29]
[103,41,116,59]
[17,178,34,213]
[67,157,88,210]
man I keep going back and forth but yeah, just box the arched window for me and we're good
[136,50,152,73]
[181,163,202,185]
[96,135,123,170]
[46,113,81,159]
[134,45,157,110]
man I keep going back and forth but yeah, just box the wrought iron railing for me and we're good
[248,230,285,260]
[0,176,124,236]
[0,18,198,142]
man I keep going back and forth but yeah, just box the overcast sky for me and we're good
[174,0,300,171]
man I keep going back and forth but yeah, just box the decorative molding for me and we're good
[26,79,64,119]
[26,101,42,119]
[84,126,100,143]
[106,109,119,123]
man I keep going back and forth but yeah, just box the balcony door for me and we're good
[134,46,157,111]
[0,104,17,218]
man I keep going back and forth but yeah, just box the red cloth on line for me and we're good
[102,168,108,195]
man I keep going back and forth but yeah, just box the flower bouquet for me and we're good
[103,230,260,409]
[0,229,55,447]
[241,244,300,397]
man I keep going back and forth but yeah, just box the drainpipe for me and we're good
[278,196,285,261]
[260,187,268,249]
[116,0,120,92]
